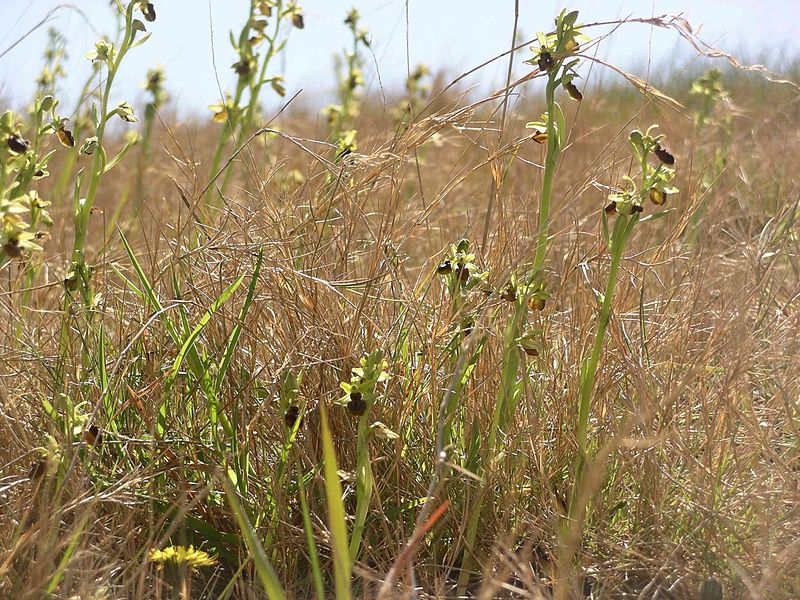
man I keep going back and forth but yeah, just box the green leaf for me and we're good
[563,10,579,29]
[215,249,263,395]
[130,31,152,49]
[222,475,287,600]
[169,274,245,380]
[319,402,352,600]
[554,101,566,150]
[639,208,676,223]
[103,133,138,173]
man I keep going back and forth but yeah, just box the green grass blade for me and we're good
[319,402,352,600]
[222,474,287,600]
[169,274,245,380]
[298,467,325,600]
[215,248,263,395]
[45,512,89,593]
[97,324,117,432]
[118,226,165,314]
[118,226,179,343]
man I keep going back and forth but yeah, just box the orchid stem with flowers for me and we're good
[452,11,588,592]
[67,0,153,305]
[563,125,678,577]
[324,8,370,162]
[207,0,303,202]
[336,349,391,561]
[525,9,587,278]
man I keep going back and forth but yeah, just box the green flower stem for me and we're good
[206,0,257,201]
[134,105,156,208]
[331,32,360,142]
[207,83,247,202]
[243,0,284,129]
[533,74,560,272]
[573,211,637,497]
[457,299,526,593]
[72,3,136,288]
[220,3,285,195]
[208,0,285,201]
[349,409,373,561]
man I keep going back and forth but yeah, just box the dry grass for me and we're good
[1,14,799,600]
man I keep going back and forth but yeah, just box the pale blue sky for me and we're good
[1,0,798,117]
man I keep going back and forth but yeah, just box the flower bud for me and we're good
[81,136,99,155]
[648,187,667,206]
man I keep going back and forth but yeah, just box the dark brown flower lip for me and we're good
[529,297,546,311]
[3,239,22,258]
[7,134,30,154]
[649,187,667,206]
[284,405,302,428]
[347,391,367,416]
[84,424,102,447]
[436,259,452,275]
[142,2,156,22]
[28,459,46,480]
[537,48,554,72]
[654,144,675,166]
[56,127,75,148]
[501,285,517,303]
